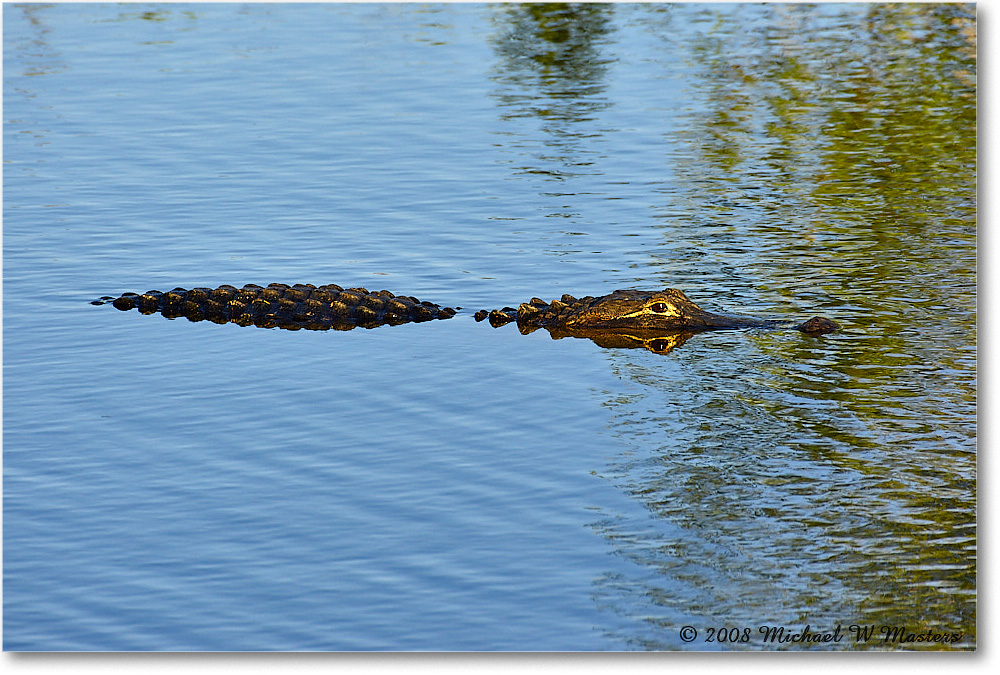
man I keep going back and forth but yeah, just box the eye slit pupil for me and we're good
[650,302,669,313]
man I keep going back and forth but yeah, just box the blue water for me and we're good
[4,3,976,650]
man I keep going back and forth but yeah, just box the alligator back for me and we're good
[93,283,457,331]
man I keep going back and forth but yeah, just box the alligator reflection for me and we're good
[524,325,695,355]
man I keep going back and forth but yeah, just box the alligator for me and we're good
[93,283,838,354]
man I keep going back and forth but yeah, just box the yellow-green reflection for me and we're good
[489,2,615,177]
[594,3,975,649]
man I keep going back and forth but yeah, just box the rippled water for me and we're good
[4,3,976,651]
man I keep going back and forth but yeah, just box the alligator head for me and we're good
[552,288,770,330]
[477,288,839,335]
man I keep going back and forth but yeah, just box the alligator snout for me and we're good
[793,316,840,335]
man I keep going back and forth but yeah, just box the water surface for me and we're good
[3,3,976,651]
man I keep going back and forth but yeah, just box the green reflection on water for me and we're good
[595,3,975,650]
[489,1,615,180]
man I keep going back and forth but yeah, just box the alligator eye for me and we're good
[649,302,670,313]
